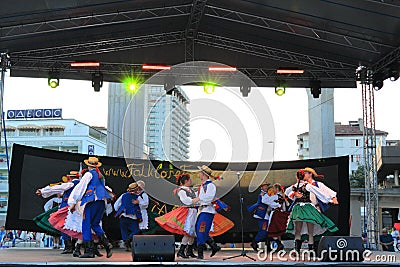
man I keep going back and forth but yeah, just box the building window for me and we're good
[5,129,16,137]
[350,155,354,162]
[303,140,309,149]
[43,128,64,136]
[355,139,360,147]
[355,154,361,162]
[19,129,40,136]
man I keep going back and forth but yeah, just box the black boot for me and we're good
[265,239,272,253]
[295,239,302,253]
[93,242,103,257]
[308,244,314,251]
[251,239,258,252]
[314,240,320,255]
[79,241,95,258]
[186,244,197,258]
[124,239,131,252]
[99,234,112,258]
[177,244,188,258]
[73,243,82,257]
[61,239,73,254]
[275,239,284,252]
[197,244,204,259]
[206,238,221,257]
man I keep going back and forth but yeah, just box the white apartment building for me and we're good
[0,116,107,227]
[297,119,388,175]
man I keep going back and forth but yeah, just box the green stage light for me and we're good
[203,83,215,94]
[275,86,285,96]
[48,79,59,88]
[122,76,142,94]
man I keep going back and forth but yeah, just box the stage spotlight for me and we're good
[48,72,59,88]
[240,84,251,97]
[388,69,399,81]
[310,80,322,98]
[92,72,103,92]
[204,83,215,94]
[372,78,383,90]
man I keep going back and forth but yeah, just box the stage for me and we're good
[0,247,398,266]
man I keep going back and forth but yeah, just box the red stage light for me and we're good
[70,62,100,67]
[208,66,237,72]
[142,64,171,70]
[276,69,304,74]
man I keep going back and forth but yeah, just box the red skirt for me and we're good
[48,206,96,240]
[267,209,290,237]
[155,207,234,237]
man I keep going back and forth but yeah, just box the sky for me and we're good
[3,72,400,162]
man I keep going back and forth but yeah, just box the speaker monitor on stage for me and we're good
[132,235,175,262]
[317,236,365,262]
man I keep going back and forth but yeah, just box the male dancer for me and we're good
[192,165,221,259]
[68,157,113,258]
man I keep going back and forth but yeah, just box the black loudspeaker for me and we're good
[132,235,175,262]
[317,236,365,262]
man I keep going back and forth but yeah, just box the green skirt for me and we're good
[286,203,338,241]
[33,206,61,236]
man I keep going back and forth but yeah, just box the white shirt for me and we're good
[138,191,149,210]
[177,186,194,206]
[253,193,280,220]
[197,179,216,214]
[44,197,62,211]
[40,182,75,198]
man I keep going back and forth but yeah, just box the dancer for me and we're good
[36,171,80,253]
[247,182,280,252]
[68,157,113,258]
[155,174,198,258]
[136,180,149,232]
[193,165,221,259]
[285,167,339,253]
[266,183,290,252]
[114,182,142,251]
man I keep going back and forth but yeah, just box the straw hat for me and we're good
[84,156,102,167]
[137,180,145,189]
[127,182,139,192]
[302,167,324,178]
[197,165,214,177]
[260,181,270,188]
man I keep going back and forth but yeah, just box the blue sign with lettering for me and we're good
[7,109,62,119]
[88,145,95,155]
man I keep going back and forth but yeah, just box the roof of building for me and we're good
[299,124,388,137]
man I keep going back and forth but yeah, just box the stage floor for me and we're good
[0,248,398,266]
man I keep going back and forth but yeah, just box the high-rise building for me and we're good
[107,83,190,161]
[0,118,107,227]
[297,118,388,175]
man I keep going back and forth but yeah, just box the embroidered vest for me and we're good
[115,192,142,219]
[81,169,110,206]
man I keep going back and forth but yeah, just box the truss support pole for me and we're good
[361,70,379,250]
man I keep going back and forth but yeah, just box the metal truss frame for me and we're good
[205,5,394,54]
[0,4,191,40]
[361,76,379,250]
[185,0,208,62]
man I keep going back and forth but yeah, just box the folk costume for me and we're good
[194,165,221,259]
[285,167,338,252]
[68,157,113,258]
[114,182,142,251]
[248,183,280,251]
[37,171,80,254]
[136,180,149,231]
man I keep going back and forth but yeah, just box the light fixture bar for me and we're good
[276,69,304,74]
[142,64,171,70]
[70,62,100,67]
[208,66,237,72]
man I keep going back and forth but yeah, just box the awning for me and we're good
[4,125,16,130]
[17,125,41,130]
[42,125,66,130]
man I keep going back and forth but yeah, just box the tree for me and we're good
[350,165,365,188]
